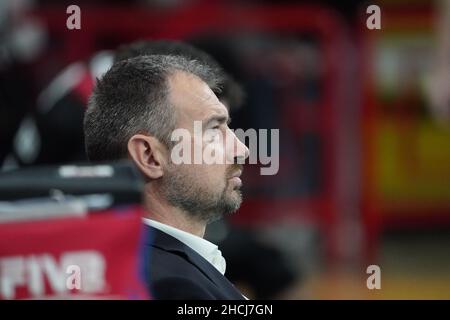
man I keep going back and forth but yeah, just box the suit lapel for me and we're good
[144,225,244,299]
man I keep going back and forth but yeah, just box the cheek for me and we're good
[203,164,228,185]
[178,163,223,187]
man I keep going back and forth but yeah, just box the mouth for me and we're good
[228,169,243,188]
[229,169,242,179]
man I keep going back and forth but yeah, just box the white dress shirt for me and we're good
[142,218,226,275]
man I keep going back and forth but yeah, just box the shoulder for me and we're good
[151,275,217,300]
[150,248,216,287]
[150,246,207,279]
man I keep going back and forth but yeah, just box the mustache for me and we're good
[227,164,243,178]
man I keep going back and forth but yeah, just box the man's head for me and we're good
[84,55,248,223]
[114,40,245,110]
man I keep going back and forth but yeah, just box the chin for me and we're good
[229,192,242,210]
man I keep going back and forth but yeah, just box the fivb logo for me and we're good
[171,121,280,175]
[0,250,106,299]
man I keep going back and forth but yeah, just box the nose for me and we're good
[228,129,249,164]
[236,136,249,163]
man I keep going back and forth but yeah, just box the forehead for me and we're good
[168,71,228,123]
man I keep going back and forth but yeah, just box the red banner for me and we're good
[0,206,149,300]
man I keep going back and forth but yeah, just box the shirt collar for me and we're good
[142,218,226,275]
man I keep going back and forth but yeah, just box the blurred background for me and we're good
[1,0,449,299]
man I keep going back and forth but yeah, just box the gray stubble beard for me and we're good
[159,166,242,224]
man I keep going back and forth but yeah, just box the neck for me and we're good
[143,184,207,238]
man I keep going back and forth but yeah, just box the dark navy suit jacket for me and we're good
[142,225,245,300]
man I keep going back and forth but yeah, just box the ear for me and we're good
[127,134,166,180]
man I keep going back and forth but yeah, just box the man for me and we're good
[83,54,249,299]
[114,40,297,299]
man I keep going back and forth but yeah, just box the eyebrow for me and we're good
[204,114,231,127]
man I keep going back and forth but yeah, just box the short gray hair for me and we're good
[84,54,221,161]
